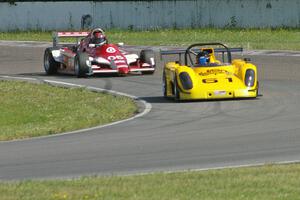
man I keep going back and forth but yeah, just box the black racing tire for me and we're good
[43,47,59,75]
[142,71,155,75]
[74,52,89,78]
[256,81,259,97]
[174,76,180,101]
[140,49,155,75]
[163,71,168,98]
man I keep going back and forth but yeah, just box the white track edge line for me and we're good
[107,159,300,178]
[27,159,300,181]
[0,75,37,81]
[0,76,152,143]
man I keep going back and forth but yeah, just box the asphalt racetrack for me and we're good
[1,42,300,180]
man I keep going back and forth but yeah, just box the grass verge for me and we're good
[0,80,137,141]
[1,28,300,50]
[1,163,300,200]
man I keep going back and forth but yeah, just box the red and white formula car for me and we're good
[43,28,156,77]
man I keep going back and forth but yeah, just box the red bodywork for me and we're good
[82,43,130,75]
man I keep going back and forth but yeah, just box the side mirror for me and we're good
[88,44,95,48]
[117,42,124,46]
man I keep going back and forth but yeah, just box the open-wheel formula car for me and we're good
[43,28,155,77]
[161,43,259,101]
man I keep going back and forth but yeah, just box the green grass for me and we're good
[1,28,300,197]
[0,80,137,141]
[1,163,300,200]
[1,28,300,50]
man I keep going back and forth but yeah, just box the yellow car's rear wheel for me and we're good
[256,81,259,97]
[162,72,168,98]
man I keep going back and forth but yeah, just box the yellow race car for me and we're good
[161,43,259,101]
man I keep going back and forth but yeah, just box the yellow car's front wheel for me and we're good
[173,76,180,101]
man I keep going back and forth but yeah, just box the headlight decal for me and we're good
[179,72,193,90]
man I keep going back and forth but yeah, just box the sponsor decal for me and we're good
[106,47,116,53]
[114,60,126,64]
[107,55,124,60]
[199,69,231,76]
[214,90,226,95]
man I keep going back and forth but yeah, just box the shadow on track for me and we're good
[139,95,261,104]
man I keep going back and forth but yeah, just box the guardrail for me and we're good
[0,0,299,31]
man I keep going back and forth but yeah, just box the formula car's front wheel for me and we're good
[140,49,155,75]
[74,52,89,78]
[44,48,59,75]
[142,70,155,75]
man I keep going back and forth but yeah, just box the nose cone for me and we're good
[118,67,129,75]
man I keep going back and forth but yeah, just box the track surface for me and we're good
[1,43,300,180]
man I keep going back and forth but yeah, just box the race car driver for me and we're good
[90,30,107,46]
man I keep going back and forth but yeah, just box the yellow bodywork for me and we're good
[163,52,258,100]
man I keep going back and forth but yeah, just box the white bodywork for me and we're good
[52,49,139,66]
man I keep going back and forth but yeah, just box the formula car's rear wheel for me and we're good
[140,49,155,75]
[44,48,59,75]
[74,52,89,78]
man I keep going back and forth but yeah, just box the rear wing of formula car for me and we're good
[52,31,89,47]
[160,47,243,64]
